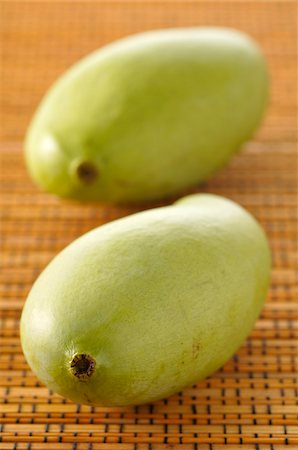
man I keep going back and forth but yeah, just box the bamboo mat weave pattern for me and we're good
[0,1,297,449]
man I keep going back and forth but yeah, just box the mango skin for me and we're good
[20,194,271,406]
[25,28,268,203]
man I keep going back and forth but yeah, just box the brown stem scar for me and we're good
[70,353,96,381]
[76,162,98,184]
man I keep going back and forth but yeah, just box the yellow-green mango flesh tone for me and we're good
[25,28,268,203]
[21,194,271,406]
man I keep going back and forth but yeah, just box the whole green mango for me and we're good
[25,28,268,203]
[21,194,271,406]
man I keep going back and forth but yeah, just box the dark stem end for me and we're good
[76,162,98,184]
[70,353,96,381]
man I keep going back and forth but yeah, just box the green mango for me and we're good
[20,194,271,406]
[25,28,268,203]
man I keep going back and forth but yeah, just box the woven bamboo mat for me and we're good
[0,1,297,449]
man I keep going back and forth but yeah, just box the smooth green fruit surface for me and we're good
[21,194,271,406]
[25,28,268,203]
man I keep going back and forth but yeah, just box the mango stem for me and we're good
[70,353,96,381]
[76,162,98,184]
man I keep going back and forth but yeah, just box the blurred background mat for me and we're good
[0,1,297,449]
